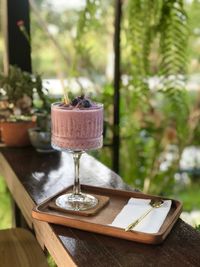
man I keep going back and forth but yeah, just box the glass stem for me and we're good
[72,151,82,195]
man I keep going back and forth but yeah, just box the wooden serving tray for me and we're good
[32,185,182,244]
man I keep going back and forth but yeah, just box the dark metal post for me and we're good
[2,0,31,226]
[3,0,31,73]
[112,0,122,173]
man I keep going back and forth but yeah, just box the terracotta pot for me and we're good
[0,121,36,147]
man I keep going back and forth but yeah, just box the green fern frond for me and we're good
[159,0,189,87]
[126,0,154,103]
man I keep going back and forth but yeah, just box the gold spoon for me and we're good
[125,199,164,232]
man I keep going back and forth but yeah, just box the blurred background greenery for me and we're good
[0,0,200,230]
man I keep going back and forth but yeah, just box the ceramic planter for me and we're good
[0,121,36,147]
[28,127,53,152]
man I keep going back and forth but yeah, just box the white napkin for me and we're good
[110,198,172,233]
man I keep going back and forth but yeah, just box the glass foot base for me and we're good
[55,193,98,211]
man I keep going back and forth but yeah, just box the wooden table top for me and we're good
[0,147,200,267]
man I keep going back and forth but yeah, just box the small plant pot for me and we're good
[28,127,53,153]
[0,121,36,147]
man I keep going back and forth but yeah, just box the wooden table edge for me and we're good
[0,152,77,267]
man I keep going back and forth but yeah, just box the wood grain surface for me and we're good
[0,147,200,267]
[48,190,110,217]
[0,228,49,267]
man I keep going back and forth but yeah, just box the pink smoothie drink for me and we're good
[51,102,103,151]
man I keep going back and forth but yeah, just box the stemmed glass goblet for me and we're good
[51,102,103,211]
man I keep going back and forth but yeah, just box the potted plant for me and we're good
[0,65,48,147]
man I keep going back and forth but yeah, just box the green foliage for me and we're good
[0,66,36,101]
[0,65,49,118]
[173,181,200,211]
[74,0,114,82]
[159,0,188,87]
[76,0,102,38]
[0,176,12,230]
[47,253,57,267]
[185,0,200,74]
[29,0,199,196]
[73,0,197,195]
[116,0,192,194]
[196,225,200,232]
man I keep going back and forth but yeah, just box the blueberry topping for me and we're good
[82,99,92,108]
[71,97,80,106]
[70,95,92,108]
